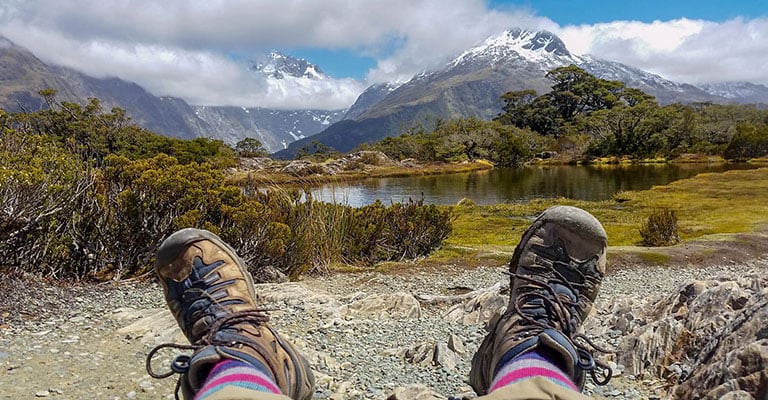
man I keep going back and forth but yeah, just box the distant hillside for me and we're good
[697,82,768,105]
[0,38,344,152]
[278,28,750,158]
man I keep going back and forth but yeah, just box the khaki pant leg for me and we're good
[475,376,593,400]
[199,386,293,400]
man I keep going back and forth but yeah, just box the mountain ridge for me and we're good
[2,30,767,158]
[277,28,767,157]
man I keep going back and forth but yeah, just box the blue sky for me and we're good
[0,1,766,109]
[490,0,766,25]
[299,0,768,80]
[292,49,377,80]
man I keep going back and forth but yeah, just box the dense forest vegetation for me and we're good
[2,66,768,280]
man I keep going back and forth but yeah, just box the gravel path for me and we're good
[2,258,767,399]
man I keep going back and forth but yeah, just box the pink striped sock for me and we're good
[490,350,579,392]
[195,360,281,400]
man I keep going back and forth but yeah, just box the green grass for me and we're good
[636,250,671,265]
[432,167,768,263]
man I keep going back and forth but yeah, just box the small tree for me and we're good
[639,208,681,247]
[235,137,269,157]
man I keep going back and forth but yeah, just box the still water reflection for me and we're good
[312,164,759,207]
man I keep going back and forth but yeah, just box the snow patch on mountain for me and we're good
[245,51,364,110]
[580,56,687,93]
[451,28,581,70]
[251,51,329,80]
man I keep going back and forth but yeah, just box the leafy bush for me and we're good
[0,127,92,277]
[235,137,269,158]
[339,198,453,266]
[639,208,681,247]
[365,117,535,166]
[343,200,388,264]
[723,123,768,160]
[382,198,453,261]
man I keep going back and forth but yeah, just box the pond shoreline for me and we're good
[310,162,760,207]
[235,151,767,190]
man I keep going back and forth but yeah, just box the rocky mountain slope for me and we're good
[3,30,767,157]
[578,57,721,105]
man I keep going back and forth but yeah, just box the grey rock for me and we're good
[114,309,183,346]
[346,151,395,166]
[239,157,273,170]
[251,264,288,283]
[407,343,435,367]
[386,384,443,400]
[443,286,506,326]
[616,275,768,399]
[447,334,467,355]
[280,160,327,176]
[433,342,460,370]
[340,292,421,320]
[718,390,755,400]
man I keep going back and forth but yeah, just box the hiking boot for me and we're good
[149,228,315,400]
[469,206,611,394]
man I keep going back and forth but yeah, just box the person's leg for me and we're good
[470,206,612,399]
[147,228,314,400]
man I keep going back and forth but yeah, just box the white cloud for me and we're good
[1,0,555,108]
[0,20,365,109]
[558,18,768,85]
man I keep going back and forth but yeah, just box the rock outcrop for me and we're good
[340,292,422,320]
[615,275,768,399]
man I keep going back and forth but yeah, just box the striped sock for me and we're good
[195,359,281,400]
[490,350,579,392]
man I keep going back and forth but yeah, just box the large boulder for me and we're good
[280,159,328,176]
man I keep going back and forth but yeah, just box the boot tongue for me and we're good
[538,328,583,383]
[516,282,577,334]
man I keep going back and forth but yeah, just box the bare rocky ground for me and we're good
[1,256,767,400]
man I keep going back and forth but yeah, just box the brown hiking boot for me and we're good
[147,228,315,400]
[469,206,611,394]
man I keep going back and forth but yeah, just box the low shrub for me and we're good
[639,208,681,247]
[340,198,453,266]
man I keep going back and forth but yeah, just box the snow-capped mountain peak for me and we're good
[451,28,578,69]
[251,51,328,80]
